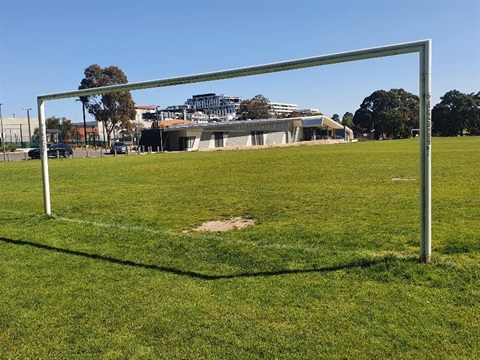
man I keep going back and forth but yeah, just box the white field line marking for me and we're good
[0,211,396,252]
[54,216,163,234]
[0,210,410,254]
[0,209,26,216]
[54,216,321,251]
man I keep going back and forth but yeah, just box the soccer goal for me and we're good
[37,39,432,262]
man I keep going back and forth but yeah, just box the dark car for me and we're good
[110,142,127,154]
[28,143,73,159]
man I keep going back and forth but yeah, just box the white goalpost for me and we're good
[37,39,432,262]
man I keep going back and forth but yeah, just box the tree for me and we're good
[341,112,354,127]
[471,92,480,135]
[287,110,303,118]
[79,64,136,146]
[432,90,480,136]
[331,114,340,122]
[59,119,78,142]
[238,94,271,120]
[33,116,79,142]
[353,89,419,139]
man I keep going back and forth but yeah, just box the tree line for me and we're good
[350,89,479,139]
[431,90,480,136]
[239,89,480,139]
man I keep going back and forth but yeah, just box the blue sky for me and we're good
[1,0,479,123]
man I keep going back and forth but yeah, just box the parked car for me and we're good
[28,143,73,159]
[110,142,127,154]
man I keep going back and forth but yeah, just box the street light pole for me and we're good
[82,101,87,146]
[156,105,163,152]
[22,107,33,145]
[0,103,5,162]
[76,99,88,146]
[367,112,375,140]
[19,124,23,147]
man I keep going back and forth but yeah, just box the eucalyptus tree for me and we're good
[432,90,480,136]
[353,89,419,139]
[341,112,354,127]
[79,65,136,146]
[238,94,271,120]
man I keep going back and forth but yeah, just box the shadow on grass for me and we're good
[0,236,415,280]
[0,217,27,221]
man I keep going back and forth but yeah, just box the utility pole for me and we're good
[156,105,163,152]
[23,107,33,145]
[20,124,23,147]
[0,103,5,162]
[82,101,87,146]
[76,99,88,146]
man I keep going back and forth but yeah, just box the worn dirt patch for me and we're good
[183,217,256,233]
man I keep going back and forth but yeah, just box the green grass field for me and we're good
[1,137,479,359]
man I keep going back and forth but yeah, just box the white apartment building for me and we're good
[155,94,303,122]
[269,102,299,117]
[135,105,157,122]
[185,93,242,121]
[300,108,322,116]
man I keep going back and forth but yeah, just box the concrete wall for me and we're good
[1,117,36,145]
[265,131,287,146]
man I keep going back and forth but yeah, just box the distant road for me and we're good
[1,148,135,162]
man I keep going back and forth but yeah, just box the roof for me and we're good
[73,121,97,126]
[135,105,157,110]
[162,115,343,132]
[46,129,62,134]
[158,119,195,128]
[163,117,294,132]
[302,116,344,130]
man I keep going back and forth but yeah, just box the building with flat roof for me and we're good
[135,105,157,122]
[269,102,299,117]
[139,115,354,152]
[1,116,36,147]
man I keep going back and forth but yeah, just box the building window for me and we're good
[214,132,224,148]
[179,136,195,150]
[251,131,264,146]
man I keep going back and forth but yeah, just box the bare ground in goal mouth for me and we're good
[183,217,256,233]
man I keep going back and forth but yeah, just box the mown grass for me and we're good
[1,137,479,358]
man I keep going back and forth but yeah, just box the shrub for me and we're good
[4,144,16,152]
